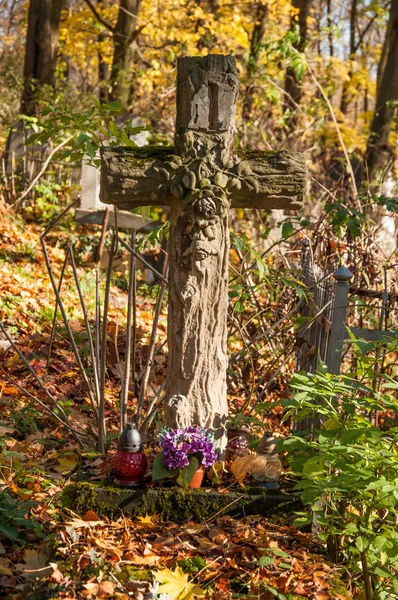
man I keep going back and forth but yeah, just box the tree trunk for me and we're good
[327,0,333,57]
[109,0,142,110]
[340,0,357,115]
[20,0,63,116]
[98,0,110,104]
[365,1,398,183]
[243,2,268,123]
[284,0,312,110]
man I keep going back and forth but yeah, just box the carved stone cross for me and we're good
[101,54,306,447]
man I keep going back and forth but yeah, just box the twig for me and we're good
[306,60,358,201]
[96,207,110,263]
[82,0,115,33]
[40,239,97,414]
[11,136,73,211]
[95,268,101,388]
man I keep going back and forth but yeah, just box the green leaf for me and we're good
[77,133,90,146]
[176,456,199,489]
[152,452,177,481]
[0,523,21,540]
[282,221,294,238]
[259,555,274,567]
[356,536,368,552]
[372,535,389,553]
[302,455,326,476]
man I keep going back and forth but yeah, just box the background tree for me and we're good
[365,0,398,182]
[284,0,313,111]
[85,0,143,109]
[20,0,63,116]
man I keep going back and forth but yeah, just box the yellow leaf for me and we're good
[155,566,205,600]
[54,453,79,474]
[136,513,159,526]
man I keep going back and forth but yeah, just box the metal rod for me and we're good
[46,249,69,368]
[136,259,169,427]
[120,229,136,431]
[68,246,101,416]
[0,366,88,439]
[0,324,84,447]
[117,235,168,283]
[40,239,97,413]
[98,233,117,453]
[96,207,110,263]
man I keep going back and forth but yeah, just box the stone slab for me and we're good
[75,208,147,229]
[62,481,302,522]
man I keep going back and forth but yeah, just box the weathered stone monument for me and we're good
[100,54,306,446]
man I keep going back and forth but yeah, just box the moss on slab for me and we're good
[118,566,153,583]
[62,481,302,522]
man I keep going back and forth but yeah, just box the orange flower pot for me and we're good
[189,467,205,489]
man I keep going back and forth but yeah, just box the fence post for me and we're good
[326,266,353,374]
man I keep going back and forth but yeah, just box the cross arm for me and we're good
[230,150,307,210]
[100,146,177,209]
[101,146,307,211]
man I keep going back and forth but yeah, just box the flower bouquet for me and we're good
[152,427,218,489]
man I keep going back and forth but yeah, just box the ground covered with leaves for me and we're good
[0,204,356,599]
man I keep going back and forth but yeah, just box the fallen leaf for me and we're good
[155,566,206,599]
[293,582,308,595]
[17,546,53,579]
[66,517,104,528]
[49,563,63,583]
[124,552,161,566]
[208,527,228,544]
[230,454,257,485]
[54,453,78,473]
[99,580,116,595]
[83,509,101,522]
[136,514,159,527]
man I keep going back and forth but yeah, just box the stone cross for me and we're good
[101,54,306,447]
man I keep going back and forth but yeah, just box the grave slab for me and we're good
[62,480,302,522]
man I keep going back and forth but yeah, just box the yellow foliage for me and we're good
[155,566,205,599]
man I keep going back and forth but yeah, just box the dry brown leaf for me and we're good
[83,509,101,522]
[230,454,257,485]
[124,552,161,566]
[49,564,63,583]
[293,582,308,595]
[66,517,104,528]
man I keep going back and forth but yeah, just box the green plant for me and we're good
[282,343,398,600]
[0,487,42,545]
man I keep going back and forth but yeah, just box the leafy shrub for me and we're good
[0,488,42,545]
[282,344,398,600]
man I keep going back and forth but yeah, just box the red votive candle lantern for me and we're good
[112,423,147,486]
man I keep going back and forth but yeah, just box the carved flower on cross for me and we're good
[185,185,227,228]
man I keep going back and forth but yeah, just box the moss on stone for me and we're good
[236,149,280,160]
[114,145,176,162]
[118,566,153,583]
[62,481,302,522]
[328,573,350,598]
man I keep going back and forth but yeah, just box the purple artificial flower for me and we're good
[159,426,218,471]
